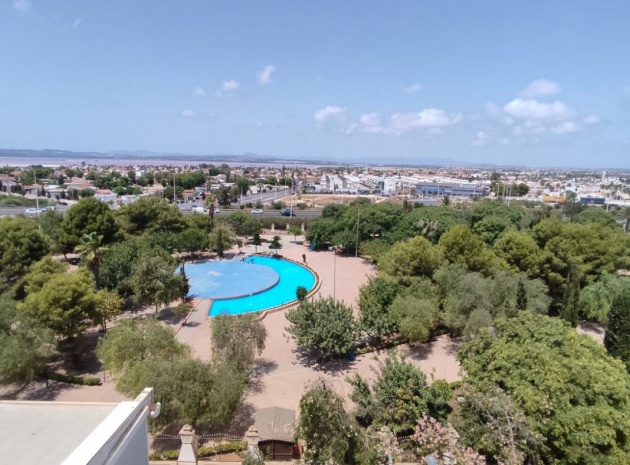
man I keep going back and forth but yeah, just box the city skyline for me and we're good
[2,1,630,168]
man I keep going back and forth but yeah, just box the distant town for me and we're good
[1,152,630,216]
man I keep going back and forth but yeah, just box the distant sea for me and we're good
[0,156,332,169]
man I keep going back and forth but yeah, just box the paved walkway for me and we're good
[176,299,212,361]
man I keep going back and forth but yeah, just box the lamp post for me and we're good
[333,246,337,304]
[355,203,360,258]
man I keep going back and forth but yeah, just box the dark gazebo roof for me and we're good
[254,407,296,442]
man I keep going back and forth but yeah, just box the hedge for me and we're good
[43,371,102,386]
[149,440,247,461]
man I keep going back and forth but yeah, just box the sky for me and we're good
[1,1,630,168]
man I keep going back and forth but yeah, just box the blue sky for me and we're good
[2,1,630,167]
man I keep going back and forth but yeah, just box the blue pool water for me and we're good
[200,256,316,316]
[185,261,279,299]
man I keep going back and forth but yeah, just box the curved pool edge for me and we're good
[208,253,321,319]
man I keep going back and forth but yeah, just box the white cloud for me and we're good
[313,106,345,124]
[180,109,196,118]
[72,18,83,29]
[583,114,600,125]
[257,65,276,85]
[215,79,239,97]
[404,83,423,93]
[485,102,501,115]
[471,131,490,147]
[519,79,561,98]
[551,121,579,134]
[503,98,571,120]
[358,113,384,133]
[344,123,359,135]
[389,108,462,132]
[13,0,30,12]
[347,108,461,135]
[193,86,206,96]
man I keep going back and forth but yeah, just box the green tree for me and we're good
[296,286,308,302]
[348,351,450,434]
[176,228,209,260]
[574,208,619,228]
[62,197,120,250]
[389,206,464,244]
[296,378,372,465]
[451,384,541,465]
[37,210,71,257]
[22,256,68,294]
[251,231,262,252]
[560,263,580,326]
[438,224,503,276]
[99,237,174,296]
[472,214,516,245]
[388,292,438,343]
[0,294,54,383]
[0,217,50,293]
[459,313,630,464]
[97,318,189,377]
[209,226,236,258]
[580,273,630,322]
[268,235,282,254]
[493,230,546,279]
[19,269,98,341]
[305,218,342,247]
[562,191,584,221]
[130,255,182,314]
[379,236,443,279]
[179,266,190,301]
[226,212,262,236]
[515,278,528,312]
[74,231,109,286]
[604,289,630,372]
[211,313,267,373]
[115,197,185,235]
[357,275,402,339]
[93,289,123,332]
[288,224,302,241]
[286,297,356,361]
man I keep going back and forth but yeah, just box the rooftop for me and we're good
[0,401,117,465]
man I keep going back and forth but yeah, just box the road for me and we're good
[0,204,321,219]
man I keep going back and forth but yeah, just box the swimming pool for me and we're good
[184,256,316,316]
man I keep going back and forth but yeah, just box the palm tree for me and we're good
[75,232,109,287]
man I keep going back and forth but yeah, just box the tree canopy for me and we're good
[62,197,120,249]
[0,217,50,293]
[286,297,356,361]
[459,313,630,464]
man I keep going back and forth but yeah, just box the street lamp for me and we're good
[332,245,338,304]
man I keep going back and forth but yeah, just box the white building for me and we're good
[0,388,159,465]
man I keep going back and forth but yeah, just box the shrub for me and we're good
[43,371,102,386]
[296,286,308,302]
[197,441,247,457]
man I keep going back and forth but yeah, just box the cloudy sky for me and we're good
[2,1,630,167]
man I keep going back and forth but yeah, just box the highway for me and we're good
[0,205,321,219]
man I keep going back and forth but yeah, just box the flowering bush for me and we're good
[415,414,486,465]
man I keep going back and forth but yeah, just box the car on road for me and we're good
[251,209,264,214]
[25,208,42,217]
[281,209,296,217]
[191,206,209,214]
[41,206,55,212]
[213,208,221,214]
